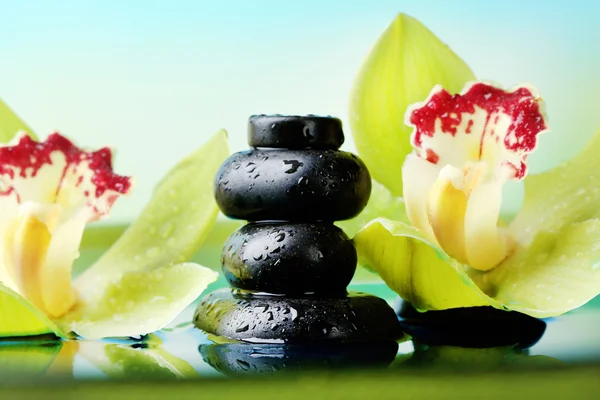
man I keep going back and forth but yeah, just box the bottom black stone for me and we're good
[395,300,546,349]
[199,341,399,376]
[194,289,403,343]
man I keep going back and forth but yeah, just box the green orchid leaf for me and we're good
[79,341,199,380]
[474,219,600,318]
[68,130,228,338]
[353,218,496,311]
[0,283,65,338]
[349,13,475,196]
[355,217,600,318]
[63,262,217,339]
[511,129,600,246]
[336,180,408,238]
[0,98,37,141]
[0,340,62,383]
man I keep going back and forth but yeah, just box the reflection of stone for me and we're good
[393,344,562,372]
[200,341,399,376]
[195,115,402,343]
[396,300,546,349]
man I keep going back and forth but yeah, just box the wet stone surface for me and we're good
[222,222,357,294]
[194,289,404,343]
[248,114,344,150]
[214,149,371,222]
[196,114,399,345]
[199,341,399,376]
[396,300,547,349]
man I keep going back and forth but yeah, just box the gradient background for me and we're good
[1,0,598,222]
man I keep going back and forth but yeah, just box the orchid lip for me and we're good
[402,82,549,271]
[0,132,133,319]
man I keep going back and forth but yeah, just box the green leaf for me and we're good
[355,218,600,318]
[63,263,217,339]
[511,129,600,246]
[349,13,475,196]
[79,340,199,380]
[0,98,37,141]
[0,283,65,338]
[353,218,496,311]
[474,219,600,318]
[68,130,229,338]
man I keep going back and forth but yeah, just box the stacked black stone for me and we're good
[194,115,402,343]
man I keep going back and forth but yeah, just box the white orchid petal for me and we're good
[402,153,440,241]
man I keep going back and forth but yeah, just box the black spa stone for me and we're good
[395,300,547,349]
[248,115,344,150]
[199,341,399,376]
[194,289,404,343]
[222,222,356,294]
[214,149,371,221]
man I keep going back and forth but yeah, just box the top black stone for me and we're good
[248,115,345,150]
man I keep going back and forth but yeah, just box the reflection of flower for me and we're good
[350,14,600,318]
[0,100,227,339]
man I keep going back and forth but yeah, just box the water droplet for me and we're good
[282,160,303,174]
[159,222,174,238]
[303,126,313,139]
[146,247,160,258]
[236,323,250,333]
[236,359,250,371]
[275,232,285,242]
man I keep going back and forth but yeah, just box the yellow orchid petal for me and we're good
[464,180,512,271]
[4,206,54,314]
[350,13,475,196]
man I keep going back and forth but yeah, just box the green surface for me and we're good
[1,366,599,399]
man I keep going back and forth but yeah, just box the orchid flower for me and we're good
[348,14,600,317]
[0,99,227,339]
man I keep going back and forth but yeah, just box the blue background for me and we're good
[1,0,598,221]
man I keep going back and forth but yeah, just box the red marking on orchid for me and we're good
[0,133,132,200]
[408,83,547,179]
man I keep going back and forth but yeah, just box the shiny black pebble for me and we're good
[214,149,371,221]
[194,289,403,343]
[222,222,356,294]
[395,300,546,349]
[199,341,398,376]
[248,115,344,150]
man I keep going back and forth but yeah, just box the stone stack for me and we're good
[194,115,401,343]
